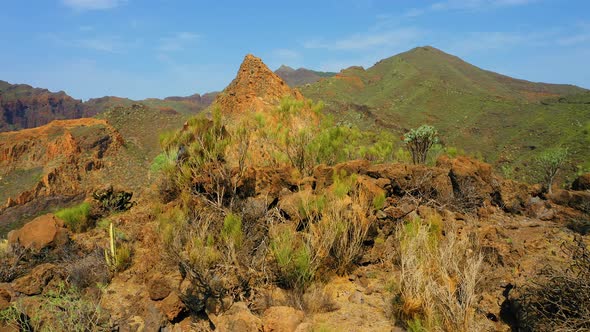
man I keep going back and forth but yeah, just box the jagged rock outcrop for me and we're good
[214,54,304,115]
[0,118,124,211]
[0,81,93,132]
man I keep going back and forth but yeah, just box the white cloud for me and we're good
[158,32,200,52]
[61,0,125,11]
[304,27,422,51]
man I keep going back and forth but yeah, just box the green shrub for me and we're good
[373,192,386,210]
[221,213,243,248]
[533,147,569,194]
[55,202,92,233]
[271,227,315,290]
[403,125,440,164]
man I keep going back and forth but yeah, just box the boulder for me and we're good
[549,189,590,212]
[7,214,70,251]
[12,263,58,296]
[496,180,530,213]
[572,173,590,191]
[526,197,554,221]
[148,276,171,301]
[263,306,305,332]
[159,292,187,322]
[212,302,262,332]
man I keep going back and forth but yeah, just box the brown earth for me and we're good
[0,118,124,231]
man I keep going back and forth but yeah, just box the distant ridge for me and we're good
[275,65,336,87]
[0,80,216,132]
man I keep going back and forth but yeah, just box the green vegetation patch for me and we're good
[55,202,92,233]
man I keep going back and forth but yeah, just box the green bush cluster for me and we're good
[55,202,92,233]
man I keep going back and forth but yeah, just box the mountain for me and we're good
[0,80,93,132]
[275,65,336,87]
[0,80,216,133]
[214,54,303,114]
[300,46,590,176]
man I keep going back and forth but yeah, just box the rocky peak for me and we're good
[276,65,295,73]
[214,54,303,114]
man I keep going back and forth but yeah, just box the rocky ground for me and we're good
[1,155,588,331]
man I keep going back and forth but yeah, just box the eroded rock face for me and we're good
[12,263,59,296]
[0,118,124,211]
[0,82,92,132]
[7,214,70,251]
[214,54,304,115]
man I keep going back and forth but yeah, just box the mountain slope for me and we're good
[300,46,590,176]
[0,81,92,132]
[275,65,336,87]
[0,80,216,132]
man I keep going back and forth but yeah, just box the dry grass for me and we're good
[395,214,490,331]
[513,236,590,331]
[0,239,7,259]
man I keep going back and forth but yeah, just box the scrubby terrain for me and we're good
[0,50,589,332]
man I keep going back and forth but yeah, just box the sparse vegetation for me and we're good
[55,202,92,232]
[104,223,132,272]
[0,239,7,259]
[513,236,590,331]
[0,283,107,331]
[393,214,489,331]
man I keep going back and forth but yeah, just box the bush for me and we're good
[0,239,7,260]
[394,214,489,331]
[403,125,439,164]
[55,202,92,232]
[92,186,135,212]
[270,226,315,290]
[66,249,111,289]
[533,147,568,194]
[222,213,243,248]
[0,283,107,331]
[512,237,590,331]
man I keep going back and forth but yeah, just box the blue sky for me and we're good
[0,0,588,100]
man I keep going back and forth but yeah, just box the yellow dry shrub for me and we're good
[396,214,490,331]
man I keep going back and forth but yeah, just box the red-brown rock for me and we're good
[12,263,58,295]
[7,214,70,251]
[159,292,187,322]
[572,173,590,191]
[262,306,305,332]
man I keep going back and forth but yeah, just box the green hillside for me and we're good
[301,46,590,180]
